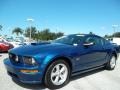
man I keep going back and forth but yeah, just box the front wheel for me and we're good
[106,55,116,70]
[44,60,71,89]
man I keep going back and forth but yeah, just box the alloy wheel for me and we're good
[51,63,68,85]
[110,56,116,68]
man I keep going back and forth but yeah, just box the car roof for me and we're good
[69,34,101,38]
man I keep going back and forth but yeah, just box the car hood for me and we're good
[9,43,73,56]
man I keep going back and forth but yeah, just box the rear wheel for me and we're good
[44,60,71,89]
[106,55,116,70]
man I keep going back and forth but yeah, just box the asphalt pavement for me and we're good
[0,53,120,90]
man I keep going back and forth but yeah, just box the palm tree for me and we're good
[24,27,37,39]
[0,25,2,31]
[12,27,23,36]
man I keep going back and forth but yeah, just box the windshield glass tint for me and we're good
[53,35,84,45]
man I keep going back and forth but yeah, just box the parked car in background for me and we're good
[4,34,118,89]
[111,43,120,53]
[8,41,26,48]
[0,40,14,52]
[107,37,120,53]
[6,37,27,48]
[112,37,120,46]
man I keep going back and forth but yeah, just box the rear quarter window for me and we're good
[101,38,110,45]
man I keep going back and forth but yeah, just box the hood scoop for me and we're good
[31,42,51,46]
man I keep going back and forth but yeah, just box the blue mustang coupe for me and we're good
[4,34,118,89]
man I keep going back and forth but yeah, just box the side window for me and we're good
[94,37,103,46]
[73,36,82,44]
[84,36,99,45]
[104,39,110,45]
[84,36,102,45]
[100,38,106,46]
[84,37,95,44]
[100,38,110,46]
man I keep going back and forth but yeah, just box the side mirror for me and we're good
[83,42,94,47]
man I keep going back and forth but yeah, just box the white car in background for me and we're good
[107,37,120,53]
[112,38,120,46]
[6,37,27,48]
[107,37,120,46]
[9,41,26,48]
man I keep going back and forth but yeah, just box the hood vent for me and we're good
[31,42,51,45]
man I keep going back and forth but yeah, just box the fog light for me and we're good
[20,70,38,74]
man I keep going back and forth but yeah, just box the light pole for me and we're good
[112,24,118,37]
[27,18,34,42]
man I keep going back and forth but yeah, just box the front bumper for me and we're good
[4,58,44,84]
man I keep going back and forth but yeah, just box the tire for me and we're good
[44,59,71,89]
[106,55,116,70]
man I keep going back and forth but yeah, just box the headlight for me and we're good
[23,57,37,65]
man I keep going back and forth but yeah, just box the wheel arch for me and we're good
[112,51,118,60]
[42,55,73,83]
[0,45,3,52]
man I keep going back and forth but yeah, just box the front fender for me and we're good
[43,54,75,67]
[108,48,119,60]
[40,54,75,75]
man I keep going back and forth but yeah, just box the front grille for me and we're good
[9,53,22,64]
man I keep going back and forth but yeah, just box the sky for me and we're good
[0,0,120,37]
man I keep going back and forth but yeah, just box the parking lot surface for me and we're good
[0,53,120,90]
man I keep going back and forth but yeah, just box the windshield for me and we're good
[53,35,84,45]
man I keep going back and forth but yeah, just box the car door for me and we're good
[100,38,113,63]
[74,36,106,71]
[87,37,107,66]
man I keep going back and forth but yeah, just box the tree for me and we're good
[12,27,23,36]
[56,32,64,37]
[24,27,38,40]
[37,29,64,40]
[104,35,112,38]
[112,32,120,37]
[0,25,2,31]
[104,32,120,38]
[38,29,51,40]
[24,27,64,41]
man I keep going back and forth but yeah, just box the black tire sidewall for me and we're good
[44,60,71,89]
